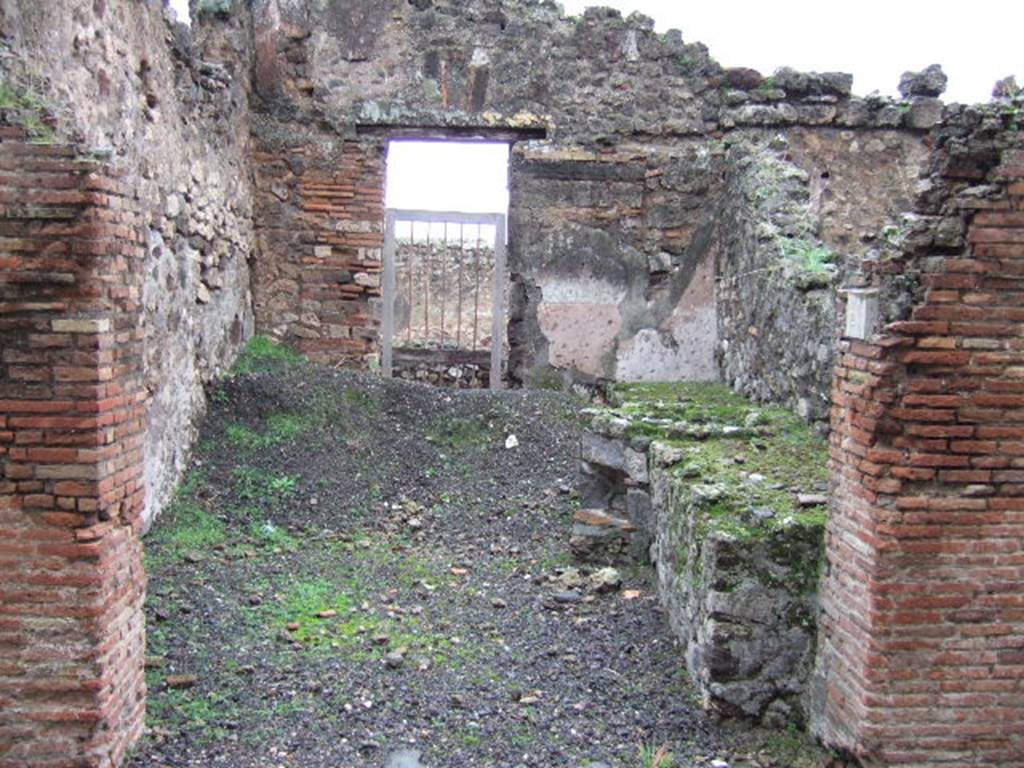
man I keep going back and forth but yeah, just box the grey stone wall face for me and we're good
[650,468,821,724]
[714,132,927,424]
[575,396,826,724]
[0,0,256,525]
[247,0,940,392]
[0,0,962,518]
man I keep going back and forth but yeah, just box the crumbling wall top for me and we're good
[247,0,960,143]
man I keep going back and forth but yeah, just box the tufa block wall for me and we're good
[0,129,147,768]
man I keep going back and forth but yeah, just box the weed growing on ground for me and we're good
[457,729,482,747]
[536,550,573,571]
[229,335,304,376]
[751,722,829,767]
[233,466,299,505]
[225,412,311,450]
[145,471,225,566]
[342,386,379,414]
[262,570,462,663]
[246,520,299,550]
[427,414,499,450]
[507,722,535,749]
[146,683,238,743]
[637,744,675,768]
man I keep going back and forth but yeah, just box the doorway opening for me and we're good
[382,140,510,389]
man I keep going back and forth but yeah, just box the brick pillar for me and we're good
[814,146,1024,766]
[0,132,147,767]
[253,136,385,366]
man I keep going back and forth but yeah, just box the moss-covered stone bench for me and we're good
[576,382,829,726]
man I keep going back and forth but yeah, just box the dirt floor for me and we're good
[127,344,826,768]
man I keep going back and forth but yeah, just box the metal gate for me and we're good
[381,209,507,389]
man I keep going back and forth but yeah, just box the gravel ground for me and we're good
[127,362,823,768]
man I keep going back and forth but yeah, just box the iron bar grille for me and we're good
[393,218,499,353]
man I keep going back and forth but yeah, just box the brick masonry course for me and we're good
[811,134,1024,768]
[0,127,146,768]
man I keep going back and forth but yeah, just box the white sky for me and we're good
[386,141,510,214]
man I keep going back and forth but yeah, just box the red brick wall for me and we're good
[253,137,385,366]
[0,130,147,767]
[817,145,1024,766]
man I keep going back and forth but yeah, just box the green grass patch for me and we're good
[247,520,299,550]
[145,471,225,567]
[146,683,238,743]
[225,412,312,450]
[233,466,299,505]
[229,335,305,376]
[263,572,462,663]
[426,414,499,450]
[348,536,448,589]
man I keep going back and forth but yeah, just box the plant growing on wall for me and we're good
[778,238,838,276]
[0,78,57,142]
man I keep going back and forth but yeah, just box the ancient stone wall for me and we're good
[574,383,829,725]
[252,130,384,365]
[715,131,928,425]
[0,129,147,768]
[0,1,1020,766]
[392,348,491,388]
[0,0,256,524]
[508,141,720,386]
[0,1,256,763]
[246,0,940,389]
[811,105,1024,767]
